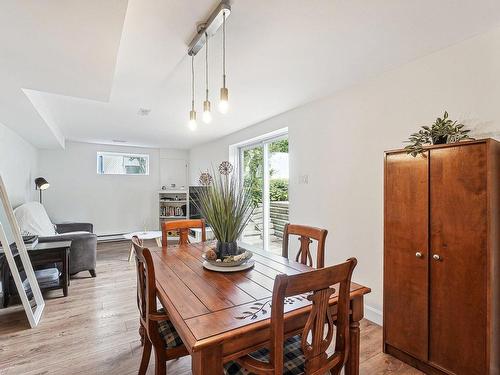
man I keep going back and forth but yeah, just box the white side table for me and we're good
[189,227,214,242]
[124,231,162,262]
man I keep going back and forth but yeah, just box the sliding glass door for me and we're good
[239,135,289,253]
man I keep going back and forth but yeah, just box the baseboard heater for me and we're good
[96,233,128,242]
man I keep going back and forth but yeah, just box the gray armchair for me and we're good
[39,223,97,277]
[14,202,98,278]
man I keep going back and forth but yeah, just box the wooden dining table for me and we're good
[150,241,371,375]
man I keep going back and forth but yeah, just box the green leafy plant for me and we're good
[243,139,289,205]
[270,178,288,201]
[405,111,472,157]
[196,169,254,244]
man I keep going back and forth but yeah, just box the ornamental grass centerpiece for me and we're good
[197,165,254,260]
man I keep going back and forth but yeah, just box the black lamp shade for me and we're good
[35,177,50,190]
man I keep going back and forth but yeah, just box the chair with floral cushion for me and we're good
[223,258,357,375]
[132,236,188,375]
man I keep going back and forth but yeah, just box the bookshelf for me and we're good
[158,189,189,239]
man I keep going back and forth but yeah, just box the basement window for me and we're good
[97,152,149,175]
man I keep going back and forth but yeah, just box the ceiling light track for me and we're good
[188,1,231,57]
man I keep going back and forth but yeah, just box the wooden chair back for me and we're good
[282,223,328,268]
[161,219,206,247]
[240,258,357,375]
[131,236,164,346]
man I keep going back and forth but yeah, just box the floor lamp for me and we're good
[34,177,50,204]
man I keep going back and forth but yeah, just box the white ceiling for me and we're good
[0,0,128,148]
[2,0,500,149]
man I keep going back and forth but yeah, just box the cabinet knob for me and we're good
[433,254,441,261]
[415,252,423,258]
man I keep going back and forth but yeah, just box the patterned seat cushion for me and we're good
[157,308,184,349]
[224,335,305,375]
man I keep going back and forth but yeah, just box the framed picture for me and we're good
[0,175,44,327]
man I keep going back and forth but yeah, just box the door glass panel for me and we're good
[239,135,289,252]
[267,138,289,254]
[241,145,264,249]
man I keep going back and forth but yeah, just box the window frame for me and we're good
[96,151,150,176]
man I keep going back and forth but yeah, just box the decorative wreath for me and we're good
[199,172,213,186]
[219,161,234,175]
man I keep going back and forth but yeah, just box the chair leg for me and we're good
[128,244,135,262]
[89,269,96,277]
[139,338,152,375]
[154,347,167,375]
[139,323,146,346]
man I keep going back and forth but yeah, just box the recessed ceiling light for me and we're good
[138,108,151,116]
[112,139,127,143]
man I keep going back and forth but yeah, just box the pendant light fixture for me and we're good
[188,55,197,131]
[219,10,229,114]
[202,33,212,124]
[187,1,231,130]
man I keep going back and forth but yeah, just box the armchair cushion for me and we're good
[56,223,93,234]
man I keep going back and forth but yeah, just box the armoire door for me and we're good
[429,143,487,374]
[384,152,429,360]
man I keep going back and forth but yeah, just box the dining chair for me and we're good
[161,219,206,247]
[224,258,357,375]
[132,236,188,375]
[282,223,328,268]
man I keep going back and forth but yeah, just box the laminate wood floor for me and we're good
[0,241,423,375]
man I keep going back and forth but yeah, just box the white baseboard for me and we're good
[364,305,382,326]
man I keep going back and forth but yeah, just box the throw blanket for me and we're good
[13,201,57,236]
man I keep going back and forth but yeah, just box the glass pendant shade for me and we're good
[219,87,229,114]
[188,110,197,131]
[202,100,212,124]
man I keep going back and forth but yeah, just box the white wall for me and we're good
[159,149,189,189]
[0,122,38,207]
[189,26,500,324]
[39,141,162,235]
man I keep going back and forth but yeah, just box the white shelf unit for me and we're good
[158,190,189,239]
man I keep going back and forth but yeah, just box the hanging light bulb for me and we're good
[203,100,212,124]
[202,33,212,124]
[188,55,197,130]
[219,88,228,114]
[219,10,229,114]
[189,109,197,131]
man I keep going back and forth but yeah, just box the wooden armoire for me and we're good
[383,139,500,375]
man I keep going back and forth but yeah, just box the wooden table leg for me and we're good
[155,237,162,247]
[345,296,363,375]
[192,345,223,375]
